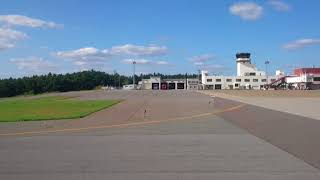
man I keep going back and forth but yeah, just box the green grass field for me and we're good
[0,96,120,122]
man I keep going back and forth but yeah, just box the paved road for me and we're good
[1,91,320,179]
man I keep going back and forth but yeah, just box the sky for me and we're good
[1,0,320,78]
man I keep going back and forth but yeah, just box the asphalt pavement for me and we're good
[1,91,320,180]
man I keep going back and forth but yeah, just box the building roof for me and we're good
[294,68,320,75]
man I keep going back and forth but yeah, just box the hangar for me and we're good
[138,77,199,90]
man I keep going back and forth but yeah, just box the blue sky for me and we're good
[1,0,320,78]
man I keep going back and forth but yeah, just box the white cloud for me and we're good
[229,2,263,21]
[283,38,320,50]
[73,61,87,66]
[110,44,168,56]
[0,15,62,28]
[10,57,58,72]
[155,60,169,65]
[55,44,168,68]
[193,62,204,66]
[122,59,169,65]
[56,44,168,61]
[0,15,61,51]
[0,28,27,51]
[268,0,291,11]
[56,47,110,61]
[0,43,14,50]
[123,58,151,64]
[0,28,27,40]
[73,60,106,70]
[189,54,214,66]
[189,54,213,62]
[56,47,112,69]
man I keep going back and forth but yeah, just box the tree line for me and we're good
[0,70,197,98]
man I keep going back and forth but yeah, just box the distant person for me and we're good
[144,109,147,118]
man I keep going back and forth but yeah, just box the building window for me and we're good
[215,84,222,89]
[314,77,320,81]
[245,79,250,82]
[249,72,256,76]
[207,79,212,82]
[216,79,221,82]
[271,79,276,82]
[261,79,267,82]
[206,85,214,90]
[253,79,258,82]
[226,79,232,82]
[236,79,241,82]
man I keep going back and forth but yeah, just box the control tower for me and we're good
[236,53,265,76]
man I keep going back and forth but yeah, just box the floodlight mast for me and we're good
[133,60,136,89]
[265,60,270,88]
[197,69,200,90]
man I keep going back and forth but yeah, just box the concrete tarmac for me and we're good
[1,91,320,179]
[217,97,320,170]
[201,90,320,120]
[1,116,320,180]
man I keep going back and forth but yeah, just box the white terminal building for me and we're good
[201,53,282,90]
[133,52,320,90]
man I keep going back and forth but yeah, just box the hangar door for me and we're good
[168,83,176,90]
[152,83,159,90]
[177,83,185,89]
[161,83,168,90]
[215,84,222,90]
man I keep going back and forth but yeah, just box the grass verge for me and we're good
[0,96,120,122]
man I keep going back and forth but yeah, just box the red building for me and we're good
[294,68,320,76]
[289,67,320,90]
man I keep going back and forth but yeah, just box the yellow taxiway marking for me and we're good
[0,104,245,137]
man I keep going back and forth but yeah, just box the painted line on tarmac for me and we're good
[0,104,245,137]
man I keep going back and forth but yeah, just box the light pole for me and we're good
[118,75,121,89]
[113,70,117,89]
[132,60,136,89]
[265,60,270,88]
[197,69,201,90]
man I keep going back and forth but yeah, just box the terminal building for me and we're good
[132,52,320,90]
[201,53,281,90]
